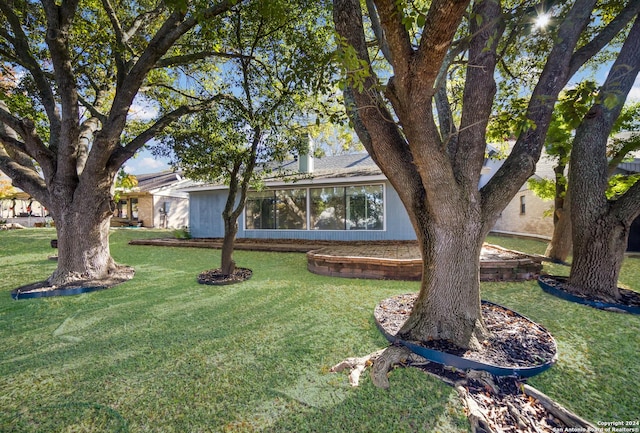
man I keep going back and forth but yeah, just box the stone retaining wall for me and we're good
[307,250,542,282]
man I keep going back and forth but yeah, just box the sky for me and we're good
[121,73,640,176]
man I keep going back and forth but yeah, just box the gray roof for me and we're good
[128,170,184,192]
[270,153,379,173]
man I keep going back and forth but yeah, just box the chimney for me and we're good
[298,134,314,173]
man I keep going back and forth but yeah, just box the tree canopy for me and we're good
[0,0,238,285]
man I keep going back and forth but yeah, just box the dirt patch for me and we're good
[197,268,253,285]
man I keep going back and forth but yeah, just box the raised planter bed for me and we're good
[307,244,543,282]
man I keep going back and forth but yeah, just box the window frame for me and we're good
[243,182,386,232]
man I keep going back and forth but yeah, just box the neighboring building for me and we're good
[184,151,495,241]
[114,171,189,229]
[491,152,556,238]
[0,172,49,226]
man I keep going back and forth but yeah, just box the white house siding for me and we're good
[154,195,189,229]
[492,189,554,237]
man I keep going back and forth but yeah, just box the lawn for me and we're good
[0,229,638,432]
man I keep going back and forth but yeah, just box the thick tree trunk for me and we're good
[545,205,572,262]
[546,164,572,262]
[399,216,488,350]
[568,16,640,302]
[220,213,238,276]
[47,182,133,286]
[568,215,627,301]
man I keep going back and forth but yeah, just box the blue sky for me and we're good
[121,73,640,176]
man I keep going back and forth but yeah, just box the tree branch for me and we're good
[481,0,598,222]
[608,135,640,176]
[414,0,470,89]
[41,0,83,179]
[365,0,392,63]
[0,145,49,206]
[612,179,640,223]
[77,94,108,124]
[569,1,640,78]
[372,0,413,77]
[455,0,505,189]
[0,103,55,175]
[0,0,61,146]
[154,50,253,68]
[101,1,236,148]
[107,98,219,171]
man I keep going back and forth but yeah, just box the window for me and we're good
[276,189,307,229]
[116,198,139,220]
[346,185,383,230]
[245,190,276,229]
[311,187,346,230]
[520,195,526,214]
[245,184,384,231]
[117,200,128,219]
[131,198,139,220]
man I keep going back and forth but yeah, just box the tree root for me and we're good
[331,345,597,432]
[329,348,385,387]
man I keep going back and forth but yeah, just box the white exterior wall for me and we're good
[492,188,554,237]
[153,195,189,229]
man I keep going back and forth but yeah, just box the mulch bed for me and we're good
[197,268,253,285]
[11,274,133,299]
[371,293,597,432]
[539,275,640,313]
[374,293,557,368]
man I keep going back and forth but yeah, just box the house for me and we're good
[0,171,49,227]
[490,151,556,239]
[185,151,496,241]
[114,170,189,229]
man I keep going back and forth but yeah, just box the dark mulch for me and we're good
[539,275,640,312]
[462,376,569,432]
[373,294,594,432]
[374,293,557,368]
[197,268,253,286]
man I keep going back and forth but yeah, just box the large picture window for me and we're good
[245,190,276,229]
[245,184,384,231]
[276,189,307,229]
[245,189,307,230]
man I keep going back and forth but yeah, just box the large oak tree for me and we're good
[333,0,640,352]
[568,15,640,301]
[0,0,237,286]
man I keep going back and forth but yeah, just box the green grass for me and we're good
[0,229,638,432]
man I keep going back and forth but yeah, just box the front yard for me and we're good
[0,229,638,432]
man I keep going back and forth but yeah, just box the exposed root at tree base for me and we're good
[331,347,596,433]
[47,265,135,287]
[12,269,134,298]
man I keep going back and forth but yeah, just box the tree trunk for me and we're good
[568,16,640,302]
[545,163,572,262]
[398,214,488,350]
[48,182,133,286]
[220,213,237,276]
[568,215,627,301]
[545,205,572,262]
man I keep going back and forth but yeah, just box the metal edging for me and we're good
[376,300,557,378]
[538,276,640,315]
[11,285,107,300]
